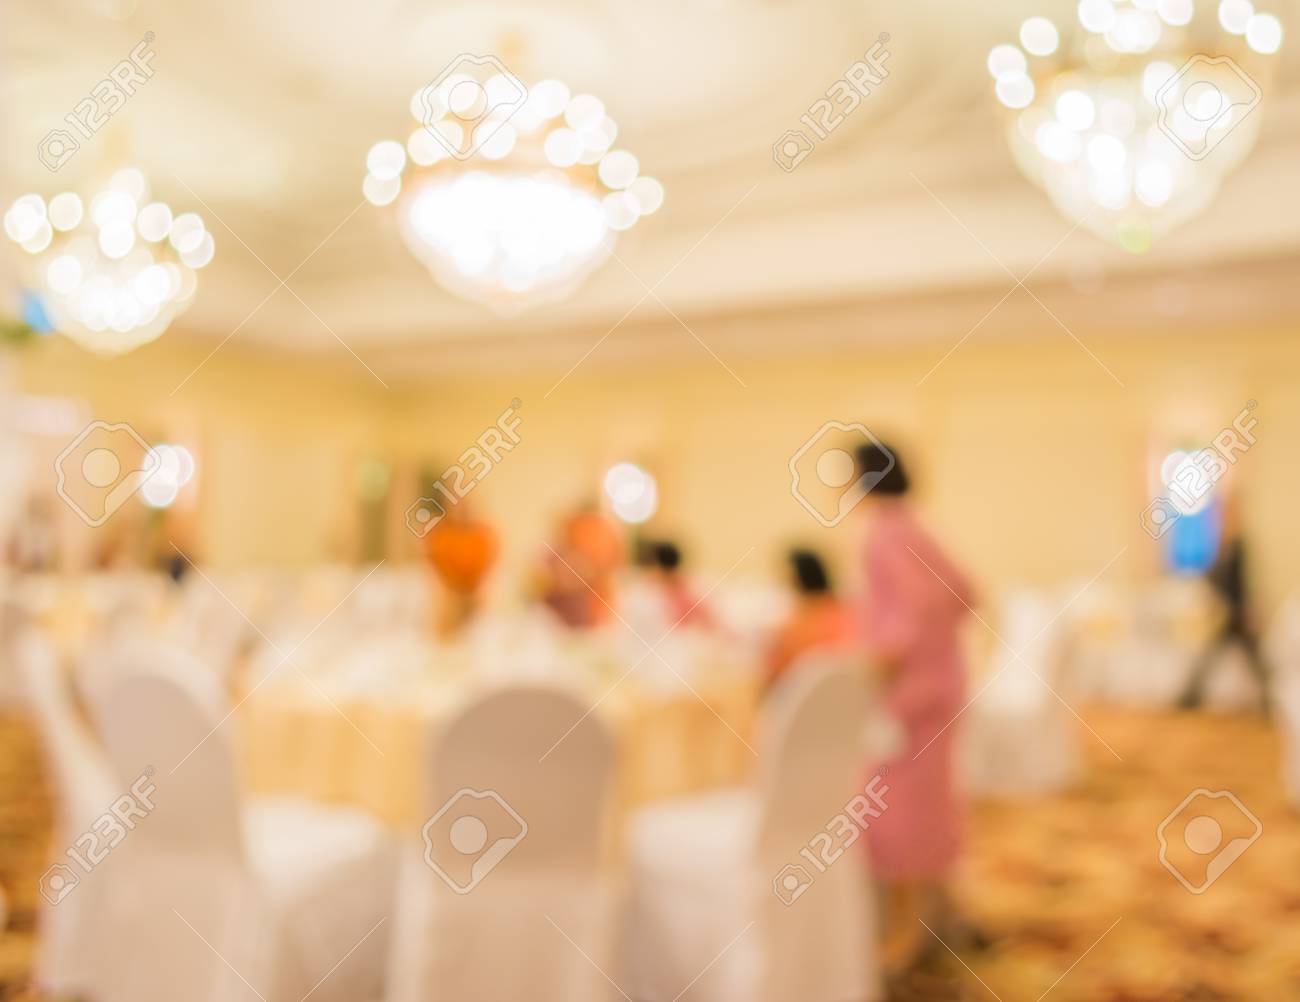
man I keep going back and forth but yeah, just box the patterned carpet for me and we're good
[1,707,1297,1001]
[950,708,1300,1001]
[0,711,52,1002]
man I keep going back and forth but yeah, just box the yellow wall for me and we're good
[11,335,387,568]
[12,321,1300,613]
[385,325,1300,615]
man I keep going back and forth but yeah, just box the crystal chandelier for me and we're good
[2,167,213,354]
[987,0,1284,252]
[364,62,663,311]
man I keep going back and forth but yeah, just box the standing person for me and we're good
[425,501,499,638]
[854,441,976,974]
[763,548,856,689]
[1179,493,1269,710]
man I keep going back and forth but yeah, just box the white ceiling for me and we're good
[4,0,1300,380]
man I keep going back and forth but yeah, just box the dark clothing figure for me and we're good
[1179,538,1269,710]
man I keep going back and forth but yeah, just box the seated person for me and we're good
[537,504,624,629]
[651,541,716,630]
[764,548,856,688]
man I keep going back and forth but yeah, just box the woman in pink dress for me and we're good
[855,441,975,973]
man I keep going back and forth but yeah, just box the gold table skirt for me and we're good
[240,678,758,831]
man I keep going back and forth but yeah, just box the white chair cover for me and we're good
[12,626,118,829]
[964,591,1081,796]
[386,685,617,1002]
[625,662,879,1002]
[9,621,119,998]
[1275,672,1300,808]
[1268,596,1300,806]
[85,645,394,1002]
[167,577,255,682]
[1265,595,1300,678]
[1077,578,1214,707]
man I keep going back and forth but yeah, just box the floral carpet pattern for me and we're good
[0,707,1297,1001]
[949,708,1300,1001]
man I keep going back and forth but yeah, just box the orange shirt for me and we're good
[425,518,499,594]
[566,511,623,624]
[765,597,857,686]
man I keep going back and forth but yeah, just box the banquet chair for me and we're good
[1266,593,1300,696]
[1276,673,1300,808]
[963,591,1081,796]
[1267,595,1300,806]
[624,662,879,1002]
[84,645,396,1002]
[9,619,119,998]
[386,685,617,1002]
[1100,580,1215,706]
[167,576,257,681]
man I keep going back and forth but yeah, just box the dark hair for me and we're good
[855,440,909,496]
[789,548,832,595]
[633,537,659,568]
[653,541,682,571]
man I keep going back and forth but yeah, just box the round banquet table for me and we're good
[239,673,759,830]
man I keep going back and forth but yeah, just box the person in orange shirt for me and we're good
[539,504,625,628]
[764,548,856,689]
[424,501,499,637]
[569,505,624,624]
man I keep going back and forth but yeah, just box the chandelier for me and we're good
[364,60,663,310]
[987,0,1284,251]
[2,167,212,354]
